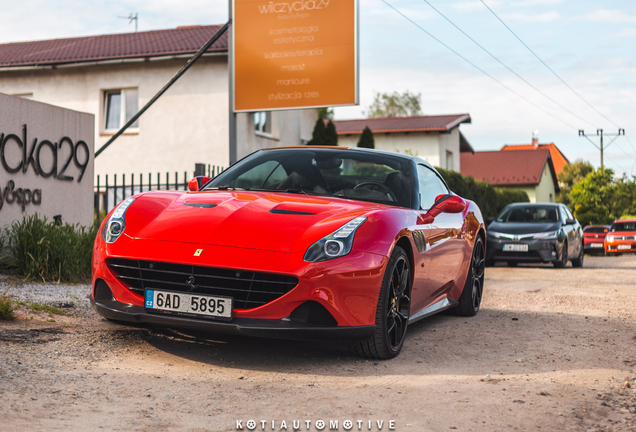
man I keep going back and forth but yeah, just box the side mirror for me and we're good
[565,218,576,225]
[419,195,466,224]
[188,176,211,192]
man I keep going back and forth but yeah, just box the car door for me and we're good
[563,206,582,256]
[559,205,576,257]
[411,165,464,313]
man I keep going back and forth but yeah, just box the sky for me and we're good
[1,0,634,176]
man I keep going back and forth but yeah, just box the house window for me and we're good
[446,150,454,171]
[254,111,272,136]
[103,88,139,132]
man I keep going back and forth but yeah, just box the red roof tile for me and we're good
[500,143,570,176]
[460,149,559,192]
[0,25,227,68]
[333,114,471,135]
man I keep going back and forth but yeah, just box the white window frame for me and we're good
[253,111,278,140]
[102,88,139,134]
[446,150,454,171]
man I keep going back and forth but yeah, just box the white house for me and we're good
[0,25,318,180]
[333,114,474,172]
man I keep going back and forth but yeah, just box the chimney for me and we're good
[531,130,539,149]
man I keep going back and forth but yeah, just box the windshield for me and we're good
[584,226,608,234]
[206,149,412,207]
[496,205,560,223]
[610,222,636,232]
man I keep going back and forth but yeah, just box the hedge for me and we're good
[436,168,530,219]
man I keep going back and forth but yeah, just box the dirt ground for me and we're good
[1,255,635,432]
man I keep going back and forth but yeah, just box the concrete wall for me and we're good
[0,93,94,226]
[0,55,317,179]
[236,109,318,160]
[514,164,556,204]
[337,128,461,172]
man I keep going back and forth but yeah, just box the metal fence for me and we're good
[94,165,226,223]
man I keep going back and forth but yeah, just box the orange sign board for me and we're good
[233,0,358,112]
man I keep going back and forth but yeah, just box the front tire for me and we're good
[354,246,411,359]
[451,236,485,317]
[553,241,568,268]
[571,241,584,268]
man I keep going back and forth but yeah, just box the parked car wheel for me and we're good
[451,237,485,317]
[355,246,411,359]
[571,241,584,268]
[553,241,568,268]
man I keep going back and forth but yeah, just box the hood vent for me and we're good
[270,208,316,215]
[184,202,217,208]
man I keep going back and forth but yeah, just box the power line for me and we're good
[420,0,598,128]
[380,0,578,130]
[479,0,619,128]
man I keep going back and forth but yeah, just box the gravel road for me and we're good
[1,255,635,432]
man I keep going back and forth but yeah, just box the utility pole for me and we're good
[578,129,625,168]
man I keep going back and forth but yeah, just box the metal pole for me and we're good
[600,131,604,168]
[228,0,237,165]
[95,21,230,158]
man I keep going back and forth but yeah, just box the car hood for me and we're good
[488,221,561,235]
[123,190,386,253]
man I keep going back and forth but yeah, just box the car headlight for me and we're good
[487,230,502,239]
[304,216,367,262]
[102,197,136,243]
[533,231,558,240]
[606,235,614,242]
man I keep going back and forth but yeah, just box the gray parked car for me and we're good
[486,203,583,268]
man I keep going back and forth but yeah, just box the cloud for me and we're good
[500,11,561,22]
[578,9,636,24]
[613,28,636,38]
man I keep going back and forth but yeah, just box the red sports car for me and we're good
[91,147,486,358]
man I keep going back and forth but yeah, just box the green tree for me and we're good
[357,126,375,149]
[308,118,326,145]
[366,91,422,118]
[324,120,338,146]
[570,167,615,226]
[308,119,338,146]
[318,107,334,120]
[556,159,594,207]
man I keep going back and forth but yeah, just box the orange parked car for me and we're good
[605,220,636,255]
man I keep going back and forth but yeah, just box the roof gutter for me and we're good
[0,51,227,72]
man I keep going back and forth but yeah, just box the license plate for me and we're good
[590,243,603,248]
[145,289,233,320]
[503,243,528,252]
[618,245,632,250]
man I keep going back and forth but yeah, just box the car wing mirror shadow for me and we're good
[188,176,211,191]
[418,194,466,224]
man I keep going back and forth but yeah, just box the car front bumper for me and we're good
[486,237,562,263]
[91,297,375,341]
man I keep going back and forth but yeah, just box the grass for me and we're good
[13,300,67,316]
[0,295,15,321]
[0,214,98,282]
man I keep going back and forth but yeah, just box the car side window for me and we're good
[564,207,575,221]
[417,165,448,210]
[559,206,569,223]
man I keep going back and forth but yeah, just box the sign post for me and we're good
[232,0,359,112]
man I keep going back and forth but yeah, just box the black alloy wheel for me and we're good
[355,246,411,359]
[554,241,568,268]
[452,236,486,316]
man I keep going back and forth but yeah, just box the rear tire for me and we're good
[451,237,485,317]
[354,246,411,359]
[571,241,584,268]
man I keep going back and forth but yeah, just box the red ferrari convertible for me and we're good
[91,147,486,358]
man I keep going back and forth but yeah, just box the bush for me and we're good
[2,214,98,282]
[0,295,15,321]
[436,168,530,219]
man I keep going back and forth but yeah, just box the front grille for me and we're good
[106,258,299,310]
[493,250,543,260]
